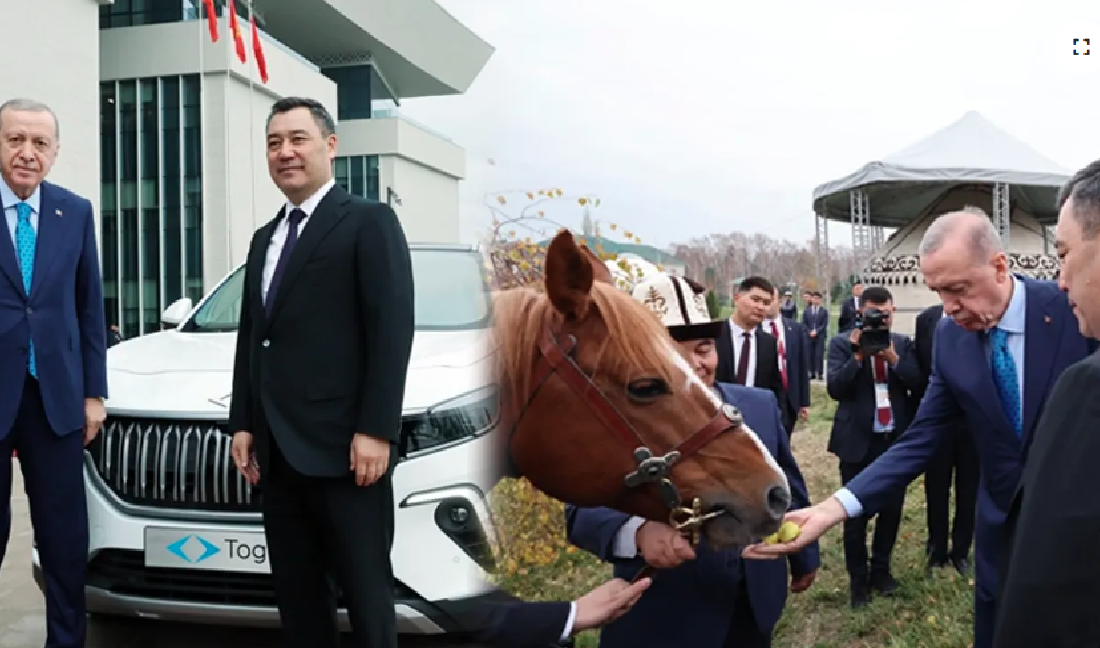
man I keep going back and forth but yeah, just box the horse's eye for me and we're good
[626,378,671,402]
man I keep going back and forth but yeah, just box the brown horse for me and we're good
[491,229,790,548]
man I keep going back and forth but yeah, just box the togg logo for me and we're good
[166,534,221,564]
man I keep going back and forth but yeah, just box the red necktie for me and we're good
[769,321,788,390]
[873,356,891,426]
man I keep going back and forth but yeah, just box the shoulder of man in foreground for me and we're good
[42,180,94,212]
[715,383,781,437]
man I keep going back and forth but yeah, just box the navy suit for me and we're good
[801,305,828,378]
[448,595,571,648]
[565,384,820,648]
[766,317,811,436]
[840,277,1096,648]
[838,296,859,332]
[0,180,107,648]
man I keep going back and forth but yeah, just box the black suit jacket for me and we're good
[993,352,1100,648]
[838,297,859,332]
[715,320,788,426]
[228,185,415,477]
[801,305,829,338]
[824,332,922,464]
[912,303,943,399]
[471,600,571,647]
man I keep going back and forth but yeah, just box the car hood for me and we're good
[105,329,492,418]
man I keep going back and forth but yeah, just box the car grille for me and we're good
[86,417,259,513]
[86,549,420,607]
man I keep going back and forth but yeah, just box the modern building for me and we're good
[3,0,492,338]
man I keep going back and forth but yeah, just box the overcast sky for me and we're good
[400,0,1100,249]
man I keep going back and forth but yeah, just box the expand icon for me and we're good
[166,534,221,564]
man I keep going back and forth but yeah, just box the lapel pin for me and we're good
[1044,315,1051,324]
[55,209,62,217]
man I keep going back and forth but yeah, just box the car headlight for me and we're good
[400,386,498,456]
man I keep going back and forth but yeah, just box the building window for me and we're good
[321,65,373,121]
[101,74,202,340]
[100,0,260,30]
[334,156,379,202]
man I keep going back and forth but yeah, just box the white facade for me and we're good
[0,0,102,216]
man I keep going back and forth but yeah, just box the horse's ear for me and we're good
[545,229,594,320]
[579,244,614,285]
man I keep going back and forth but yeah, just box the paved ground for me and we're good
[0,467,484,648]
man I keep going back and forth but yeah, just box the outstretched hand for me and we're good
[742,497,848,560]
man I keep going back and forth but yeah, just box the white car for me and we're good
[33,243,504,637]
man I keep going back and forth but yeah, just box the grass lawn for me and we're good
[487,383,974,648]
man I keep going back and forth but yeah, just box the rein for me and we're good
[505,315,745,583]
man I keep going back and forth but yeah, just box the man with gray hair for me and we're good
[0,98,108,648]
[742,204,1096,648]
[993,159,1100,647]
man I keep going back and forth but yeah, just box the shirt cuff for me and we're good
[833,488,863,518]
[560,601,577,641]
[612,516,647,559]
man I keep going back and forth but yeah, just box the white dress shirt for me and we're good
[833,276,1027,518]
[1,178,40,249]
[261,178,335,303]
[729,320,758,387]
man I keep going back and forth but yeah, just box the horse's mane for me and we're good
[492,282,679,412]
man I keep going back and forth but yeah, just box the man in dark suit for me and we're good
[993,158,1100,648]
[0,98,107,648]
[228,97,414,648]
[764,286,810,436]
[744,208,1097,648]
[716,276,788,428]
[838,281,863,332]
[779,290,798,320]
[914,303,978,575]
[801,291,829,379]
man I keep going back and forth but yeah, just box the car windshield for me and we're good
[182,248,491,332]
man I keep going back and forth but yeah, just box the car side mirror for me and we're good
[161,297,193,328]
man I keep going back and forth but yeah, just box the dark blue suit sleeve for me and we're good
[826,334,863,401]
[844,328,960,515]
[464,600,571,647]
[796,325,811,407]
[771,400,820,576]
[890,336,923,389]
[565,503,635,563]
[76,198,107,398]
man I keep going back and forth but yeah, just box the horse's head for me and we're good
[492,229,790,549]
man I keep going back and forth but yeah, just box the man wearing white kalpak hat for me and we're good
[566,272,819,648]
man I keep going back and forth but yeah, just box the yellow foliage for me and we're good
[487,478,576,580]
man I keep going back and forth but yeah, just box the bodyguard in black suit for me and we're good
[228,98,415,648]
[914,303,978,574]
[801,291,829,379]
[838,282,863,332]
[825,286,922,607]
[764,287,811,436]
[715,276,788,427]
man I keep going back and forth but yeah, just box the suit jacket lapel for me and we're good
[0,206,22,297]
[29,185,65,299]
[265,186,351,325]
[1021,281,1062,442]
[250,216,279,322]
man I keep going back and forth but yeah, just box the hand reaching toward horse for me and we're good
[636,521,696,568]
[741,497,848,560]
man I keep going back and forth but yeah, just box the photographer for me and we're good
[823,286,921,608]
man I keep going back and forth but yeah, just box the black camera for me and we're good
[853,307,891,355]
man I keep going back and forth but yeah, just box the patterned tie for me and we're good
[989,327,1022,437]
[769,320,788,389]
[872,355,891,426]
[265,208,305,316]
[14,202,37,377]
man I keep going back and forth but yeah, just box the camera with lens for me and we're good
[853,307,891,355]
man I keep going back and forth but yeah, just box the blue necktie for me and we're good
[14,202,37,377]
[989,327,1021,437]
[265,208,305,316]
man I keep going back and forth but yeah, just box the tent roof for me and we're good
[812,111,1072,226]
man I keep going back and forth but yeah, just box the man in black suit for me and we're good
[228,97,415,648]
[764,286,811,436]
[914,303,978,575]
[838,281,863,332]
[801,291,829,379]
[993,158,1100,648]
[779,290,798,320]
[824,286,922,608]
[716,276,787,426]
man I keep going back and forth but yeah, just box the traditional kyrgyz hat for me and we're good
[631,273,725,342]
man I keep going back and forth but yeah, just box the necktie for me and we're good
[990,328,1022,437]
[265,208,305,316]
[769,321,788,389]
[872,355,890,425]
[14,202,36,377]
[735,331,752,386]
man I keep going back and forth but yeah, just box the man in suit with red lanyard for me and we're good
[0,98,108,648]
[763,286,811,436]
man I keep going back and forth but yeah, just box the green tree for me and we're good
[705,290,720,319]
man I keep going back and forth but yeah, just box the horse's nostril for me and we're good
[765,484,791,519]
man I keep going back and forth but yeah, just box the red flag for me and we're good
[228,5,247,64]
[202,0,218,42]
[251,14,269,83]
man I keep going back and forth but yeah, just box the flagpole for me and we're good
[247,0,257,233]
[197,0,208,299]
[223,0,233,271]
